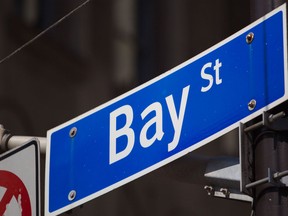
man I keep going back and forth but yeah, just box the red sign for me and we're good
[0,139,39,216]
[0,170,32,216]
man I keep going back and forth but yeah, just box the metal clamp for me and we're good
[244,111,286,132]
[0,125,12,152]
[245,169,288,189]
[240,110,288,195]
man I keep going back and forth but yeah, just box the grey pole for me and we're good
[0,125,46,154]
[253,131,288,215]
[250,1,288,215]
[250,0,285,21]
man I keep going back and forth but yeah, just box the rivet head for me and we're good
[68,190,76,201]
[248,99,256,111]
[246,32,254,44]
[69,127,77,138]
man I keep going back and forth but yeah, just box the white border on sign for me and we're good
[45,4,288,216]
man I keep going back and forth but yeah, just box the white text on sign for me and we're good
[201,59,222,92]
[109,86,190,164]
[109,58,222,164]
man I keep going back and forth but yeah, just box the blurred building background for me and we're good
[0,0,253,215]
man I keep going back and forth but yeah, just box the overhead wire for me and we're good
[0,0,91,65]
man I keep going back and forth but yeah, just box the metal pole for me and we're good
[250,0,287,215]
[253,130,288,215]
[250,2,287,216]
[0,125,46,154]
[250,0,285,20]
[6,136,47,154]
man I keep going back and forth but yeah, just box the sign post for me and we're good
[248,1,288,216]
[0,139,40,216]
[46,4,287,216]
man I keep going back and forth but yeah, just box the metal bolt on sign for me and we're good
[246,32,254,44]
[248,99,257,111]
[69,127,77,138]
[68,190,76,201]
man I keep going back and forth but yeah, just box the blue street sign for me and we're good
[45,4,287,216]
